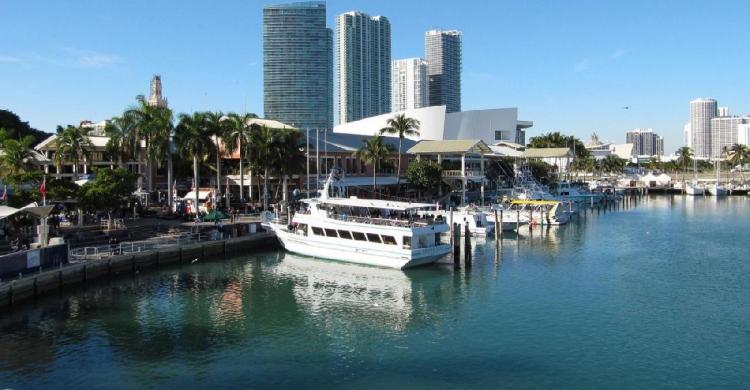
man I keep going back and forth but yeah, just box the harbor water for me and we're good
[1,196,748,389]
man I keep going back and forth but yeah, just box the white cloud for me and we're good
[77,53,122,68]
[574,59,590,72]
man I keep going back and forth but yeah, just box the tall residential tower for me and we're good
[689,98,717,159]
[391,58,429,112]
[263,1,332,130]
[425,29,462,113]
[336,11,391,124]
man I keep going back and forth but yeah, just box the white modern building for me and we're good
[391,58,428,112]
[333,105,532,145]
[710,116,750,159]
[689,98,717,159]
[683,122,692,149]
[425,29,461,113]
[336,11,391,124]
[738,123,750,146]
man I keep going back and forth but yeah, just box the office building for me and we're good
[626,128,664,157]
[336,11,391,124]
[738,123,750,146]
[263,1,332,130]
[717,106,729,117]
[683,122,692,149]
[689,98,717,159]
[425,29,462,113]
[391,58,429,112]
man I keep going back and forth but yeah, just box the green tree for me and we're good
[224,112,259,202]
[203,111,226,197]
[270,129,306,202]
[353,134,390,195]
[528,132,590,159]
[405,159,442,199]
[54,125,91,180]
[0,109,49,145]
[0,129,39,188]
[250,125,277,210]
[104,116,137,168]
[175,112,213,217]
[46,178,79,202]
[379,113,420,190]
[77,168,138,221]
[122,95,173,191]
[726,143,749,182]
[676,146,693,184]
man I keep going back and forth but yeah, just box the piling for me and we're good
[516,209,520,231]
[464,221,472,266]
[453,223,460,264]
[499,210,504,238]
[494,210,500,241]
[449,208,454,248]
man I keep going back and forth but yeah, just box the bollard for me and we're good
[500,210,504,238]
[453,223,460,264]
[494,210,500,241]
[464,221,472,266]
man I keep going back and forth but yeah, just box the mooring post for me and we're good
[453,223,460,264]
[449,208,454,248]
[494,210,500,241]
[516,209,520,231]
[464,221,472,266]
[499,210,504,238]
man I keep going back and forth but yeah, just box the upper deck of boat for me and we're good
[303,196,437,211]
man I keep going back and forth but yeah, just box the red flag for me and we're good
[39,176,47,197]
[1,185,6,202]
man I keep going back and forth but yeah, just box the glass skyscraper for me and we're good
[425,29,462,113]
[336,11,391,124]
[263,1,332,130]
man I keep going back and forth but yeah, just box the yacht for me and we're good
[481,205,529,231]
[420,206,495,237]
[685,182,706,196]
[501,200,572,225]
[262,170,451,270]
[707,161,728,196]
[553,181,605,205]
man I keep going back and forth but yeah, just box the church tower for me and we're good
[148,75,168,108]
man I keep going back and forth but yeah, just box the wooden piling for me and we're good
[464,221,472,266]
[453,223,460,264]
[494,210,500,241]
[500,210,504,238]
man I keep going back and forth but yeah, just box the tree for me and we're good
[599,155,625,174]
[249,125,277,210]
[353,134,390,195]
[175,112,212,218]
[0,109,49,145]
[270,129,306,202]
[122,95,173,191]
[0,129,39,188]
[77,168,138,221]
[224,112,258,202]
[676,146,693,184]
[104,116,137,168]
[54,125,91,180]
[202,111,226,197]
[405,159,442,199]
[379,113,420,190]
[528,132,590,159]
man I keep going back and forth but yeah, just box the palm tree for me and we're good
[0,132,38,187]
[122,95,173,192]
[726,143,748,182]
[353,134,390,196]
[224,113,259,202]
[104,116,137,168]
[250,125,277,210]
[271,129,306,202]
[203,111,226,198]
[676,146,693,186]
[175,112,212,218]
[55,125,91,180]
[379,114,420,190]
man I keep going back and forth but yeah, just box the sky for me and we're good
[1,0,749,153]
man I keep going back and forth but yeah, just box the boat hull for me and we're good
[271,227,449,269]
[685,185,705,195]
[707,187,728,196]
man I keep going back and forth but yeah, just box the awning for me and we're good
[182,190,213,201]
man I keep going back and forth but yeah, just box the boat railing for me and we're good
[329,214,436,228]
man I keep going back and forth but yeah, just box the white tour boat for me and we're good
[262,171,451,269]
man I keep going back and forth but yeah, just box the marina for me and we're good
[1,196,748,388]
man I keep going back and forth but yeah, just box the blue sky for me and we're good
[1,0,749,153]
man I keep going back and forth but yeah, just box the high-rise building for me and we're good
[425,29,462,113]
[683,122,692,149]
[717,106,729,117]
[263,1,332,130]
[626,128,664,157]
[391,58,429,112]
[335,11,391,124]
[148,75,168,108]
[710,116,750,159]
[738,123,750,146]
[689,98,717,159]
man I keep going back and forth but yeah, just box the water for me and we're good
[1,196,749,389]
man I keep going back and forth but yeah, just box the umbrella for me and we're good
[203,210,226,221]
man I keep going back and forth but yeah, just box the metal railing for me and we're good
[69,231,212,261]
[442,170,484,178]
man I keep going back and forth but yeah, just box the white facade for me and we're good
[333,105,532,145]
[336,11,391,124]
[391,58,428,112]
[738,123,750,146]
[689,98,717,159]
[710,116,750,159]
[717,106,729,117]
[683,122,692,149]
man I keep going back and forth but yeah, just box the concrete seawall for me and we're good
[0,232,276,310]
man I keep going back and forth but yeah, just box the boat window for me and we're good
[381,235,397,245]
[435,233,441,245]
[403,236,411,249]
[338,230,353,240]
[324,228,338,237]
[297,223,308,236]
[352,232,367,241]
[366,233,382,243]
[311,227,323,236]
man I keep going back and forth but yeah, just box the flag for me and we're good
[40,176,47,206]
[1,185,7,202]
[172,180,177,198]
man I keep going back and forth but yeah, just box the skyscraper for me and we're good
[689,98,717,159]
[148,75,168,108]
[391,58,429,112]
[263,1,332,130]
[425,29,462,113]
[711,116,750,159]
[626,129,664,157]
[336,11,391,124]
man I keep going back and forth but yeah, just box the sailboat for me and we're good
[707,160,728,196]
[685,157,705,196]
